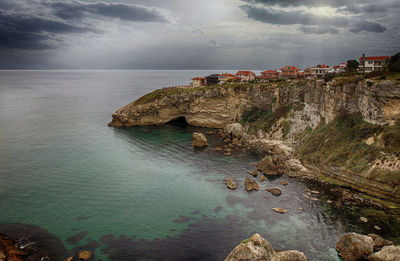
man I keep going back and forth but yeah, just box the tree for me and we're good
[388,52,400,72]
[346,59,359,73]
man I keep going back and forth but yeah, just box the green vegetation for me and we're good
[240,102,303,135]
[388,52,400,73]
[296,113,400,183]
[346,59,360,73]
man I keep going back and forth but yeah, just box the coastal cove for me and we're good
[1,70,400,261]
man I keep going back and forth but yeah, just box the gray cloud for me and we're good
[48,1,169,22]
[242,0,349,8]
[0,10,96,49]
[350,21,387,33]
[240,5,387,33]
[299,26,339,34]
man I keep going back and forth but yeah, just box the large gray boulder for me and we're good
[224,123,249,143]
[336,233,374,261]
[368,245,400,261]
[224,233,275,261]
[192,132,208,147]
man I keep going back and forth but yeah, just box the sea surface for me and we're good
[0,70,399,261]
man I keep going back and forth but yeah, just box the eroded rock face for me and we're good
[336,233,374,261]
[224,233,307,261]
[192,132,208,147]
[245,177,259,192]
[368,245,400,261]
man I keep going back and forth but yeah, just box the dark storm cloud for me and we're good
[0,10,96,49]
[48,1,168,22]
[299,26,339,34]
[240,5,387,33]
[349,21,387,33]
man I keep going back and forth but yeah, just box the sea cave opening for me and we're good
[166,116,189,127]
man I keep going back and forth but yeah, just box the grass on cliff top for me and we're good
[296,113,400,184]
[134,82,263,105]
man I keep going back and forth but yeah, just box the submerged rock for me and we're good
[224,233,307,261]
[225,178,238,190]
[360,217,368,223]
[280,180,288,186]
[192,132,208,147]
[78,250,92,260]
[336,233,374,261]
[272,208,287,214]
[266,188,282,196]
[248,170,259,177]
[245,177,259,192]
[368,245,400,261]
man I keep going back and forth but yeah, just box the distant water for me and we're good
[0,70,399,261]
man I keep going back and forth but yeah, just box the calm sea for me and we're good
[0,70,399,261]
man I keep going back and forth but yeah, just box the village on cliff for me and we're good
[189,55,390,87]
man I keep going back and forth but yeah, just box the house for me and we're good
[331,62,347,73]
[359,55,390,72]
[257,70,279,82]
[280,66,301,79]
[191,77,207,87]
[309,64,330,77]
[218,73,236,84]
[205,74,219,86]
[236,71,256,82]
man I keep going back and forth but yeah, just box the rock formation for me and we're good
[266,188,282,196]
[192,132,208,147]
[224,233,307,261]
[225,178,238,190]
[368,246,400,261]
[108,78,400,203]
[245,177,259,192]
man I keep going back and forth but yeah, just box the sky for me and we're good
[0,0,399,69]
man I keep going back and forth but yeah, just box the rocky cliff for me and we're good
[109,77,400,203]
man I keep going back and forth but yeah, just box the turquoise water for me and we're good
[0,70,399,261]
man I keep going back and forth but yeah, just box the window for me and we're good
[368,61,373,64]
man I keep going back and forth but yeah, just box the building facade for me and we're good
[359,56,390,72]
[191,77,207,87]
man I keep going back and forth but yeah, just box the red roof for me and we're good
[359,56,390,61]
[261,70,279,74]
[192,77,206,80]
[280,66,300,71]
[236,71,255,76]
[318,64,329,68]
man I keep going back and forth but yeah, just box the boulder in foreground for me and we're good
[336,233,374,261]
[368,245,400,261]
[224,233,307,261]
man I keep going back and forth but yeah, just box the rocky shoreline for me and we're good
[225,232,399,261]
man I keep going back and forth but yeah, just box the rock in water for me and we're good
[256,156,285,175]
[78,250,92,260]
[368,234,393,251]
[266,188,282,196]
[245,177,259,192]
[360,217,368,223]
[336,233,374,261]
[259,176,268,182]
[224,233,308,261]
[272,208,287,214]
[192,132,208,147]
[225,178,238,190]
[280,180,288,186]
[224,233,275,261]
[368,245,400,261]
[248,170,259,177]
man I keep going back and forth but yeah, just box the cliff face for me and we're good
[109,78,400,203]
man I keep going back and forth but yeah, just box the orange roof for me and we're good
[359,56,390,61]
[192,77,206,80]
[236,71,255,76]
[280,66,300,71]
[318,64,329,68]
[261,70,279,74]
